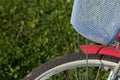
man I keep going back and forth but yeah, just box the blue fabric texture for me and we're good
[71,0,120,44]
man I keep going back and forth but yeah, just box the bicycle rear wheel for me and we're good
[23,53,120,80]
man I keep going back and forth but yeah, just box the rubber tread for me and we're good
[23,53,120,80]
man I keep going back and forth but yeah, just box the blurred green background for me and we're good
[0,0,86,79]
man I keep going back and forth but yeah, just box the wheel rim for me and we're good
[35,60,118,80]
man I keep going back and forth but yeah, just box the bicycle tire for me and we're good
[23,53,120,80]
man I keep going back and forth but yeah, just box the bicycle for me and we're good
[23,0,120,80]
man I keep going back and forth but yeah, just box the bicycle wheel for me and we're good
[23,53,120,80]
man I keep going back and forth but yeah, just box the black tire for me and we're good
[23,53,120,80]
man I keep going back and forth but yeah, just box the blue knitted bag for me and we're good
[71,0,120,44]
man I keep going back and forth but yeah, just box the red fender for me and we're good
[80,45,120,58]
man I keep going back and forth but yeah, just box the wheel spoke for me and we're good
[75,68,81,80]
[95,67,101,80]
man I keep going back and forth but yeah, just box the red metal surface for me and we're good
[80,45,120,58]
[118,32,120,42]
